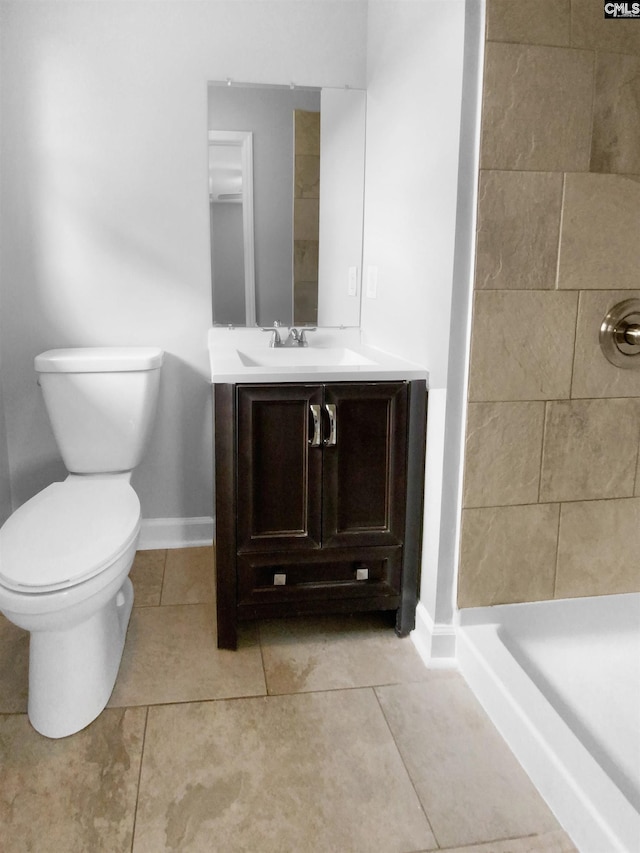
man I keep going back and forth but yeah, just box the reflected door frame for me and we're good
[209,130,256,326]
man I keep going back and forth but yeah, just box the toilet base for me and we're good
[28,576,134,738]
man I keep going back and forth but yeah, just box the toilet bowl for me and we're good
[0,347,163,738]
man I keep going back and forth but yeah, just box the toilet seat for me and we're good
[0,479,140,593]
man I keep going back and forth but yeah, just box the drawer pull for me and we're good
[309,405,321,447]
[323,403,337,447]
[356,567,369,581]
[273,573,287,586]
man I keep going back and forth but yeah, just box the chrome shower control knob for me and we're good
[600,299,640,368]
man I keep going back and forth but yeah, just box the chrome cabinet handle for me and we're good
[323,403,337,446]
[309,404,321,447]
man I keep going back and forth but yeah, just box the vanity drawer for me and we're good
[237,547,402,608]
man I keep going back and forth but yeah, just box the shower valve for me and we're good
[600,299,640,368]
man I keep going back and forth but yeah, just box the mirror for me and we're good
[208,82,366,328]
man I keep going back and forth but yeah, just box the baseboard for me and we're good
[411,601,458,668]
[138,517,214,550]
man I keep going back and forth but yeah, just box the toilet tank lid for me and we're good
[35,347,164,373]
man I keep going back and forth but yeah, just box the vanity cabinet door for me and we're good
[214,378,426,649]
[237,384,323,553]
[321,382,408,549]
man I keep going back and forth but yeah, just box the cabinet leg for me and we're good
[217,629,237,651]
[394,607,415,638]
[216,611,238,650]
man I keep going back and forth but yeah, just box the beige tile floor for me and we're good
[0,546,577,853]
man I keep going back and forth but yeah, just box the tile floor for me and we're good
[0,546,578,853]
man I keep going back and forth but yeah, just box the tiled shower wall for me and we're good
[293,110,320,325]
[458,0,640,607]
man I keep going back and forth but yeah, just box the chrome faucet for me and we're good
[261,323,316,348]
[261,321,283,348]
[284,327,316,347]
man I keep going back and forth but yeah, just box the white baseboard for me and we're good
[138,517,214,550]
[411,601,458,668]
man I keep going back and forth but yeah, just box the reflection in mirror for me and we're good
[208,83,366,328]
[209,131,255,325]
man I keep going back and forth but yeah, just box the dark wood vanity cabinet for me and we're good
[214,380,427,649]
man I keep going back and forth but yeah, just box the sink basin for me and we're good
[236,347,377,368]
[208,327,428,384]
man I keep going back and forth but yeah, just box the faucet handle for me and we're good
[261,325,282,347]
[299,328,316,346]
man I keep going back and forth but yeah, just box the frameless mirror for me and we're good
[208,82,366,328]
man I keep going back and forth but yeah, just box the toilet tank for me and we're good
[34,347,164,474]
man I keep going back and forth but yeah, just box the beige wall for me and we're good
[458,0,640,607]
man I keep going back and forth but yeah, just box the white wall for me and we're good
[0,0,367,521]
[318,87,366,327]
[0,378,12,525]
[0,48,12,524]
[361,0,468,654]
[361,0,465,389]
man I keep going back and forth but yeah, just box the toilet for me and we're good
[0,347,163,738]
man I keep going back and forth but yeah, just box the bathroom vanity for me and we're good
[210,329,427,649]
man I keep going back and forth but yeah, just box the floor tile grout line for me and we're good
[129,705,150,853]
[371,685,441,850]
[434,830,564,853]
[158,549,168,606]
[133,600,214,610]
[257,621,270,695]
[107,679,433,716]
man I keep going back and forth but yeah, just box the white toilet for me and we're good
[0,347,163,738]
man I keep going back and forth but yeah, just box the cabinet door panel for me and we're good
[322,383,407,548]
[237,385,323,552]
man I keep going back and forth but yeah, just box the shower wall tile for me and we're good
[539,398,640,503]
[293,198,319,241]
[486,0,571,47]
[294,240,319,282]
[480,43,594,172]
[556,498,640,597]
[557,173,640,290]
[463,402,545,508]
[459,0,640,607]
[293,280,318,326]
[475,171,563,291]
[458,504,559,608]
[572,290,640,399]
[295,154,320,199]
[294,109,320,155]
[591,53,640,175]
[467,291,578,402]
[571,0,640,55]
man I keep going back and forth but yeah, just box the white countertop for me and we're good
[208,327,428,385]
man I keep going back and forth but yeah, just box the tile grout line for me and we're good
[108,678,431,715]
[158,549,168,606]
[370,686,441,851]
[129,705,150,853]
[256,621,270,696]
